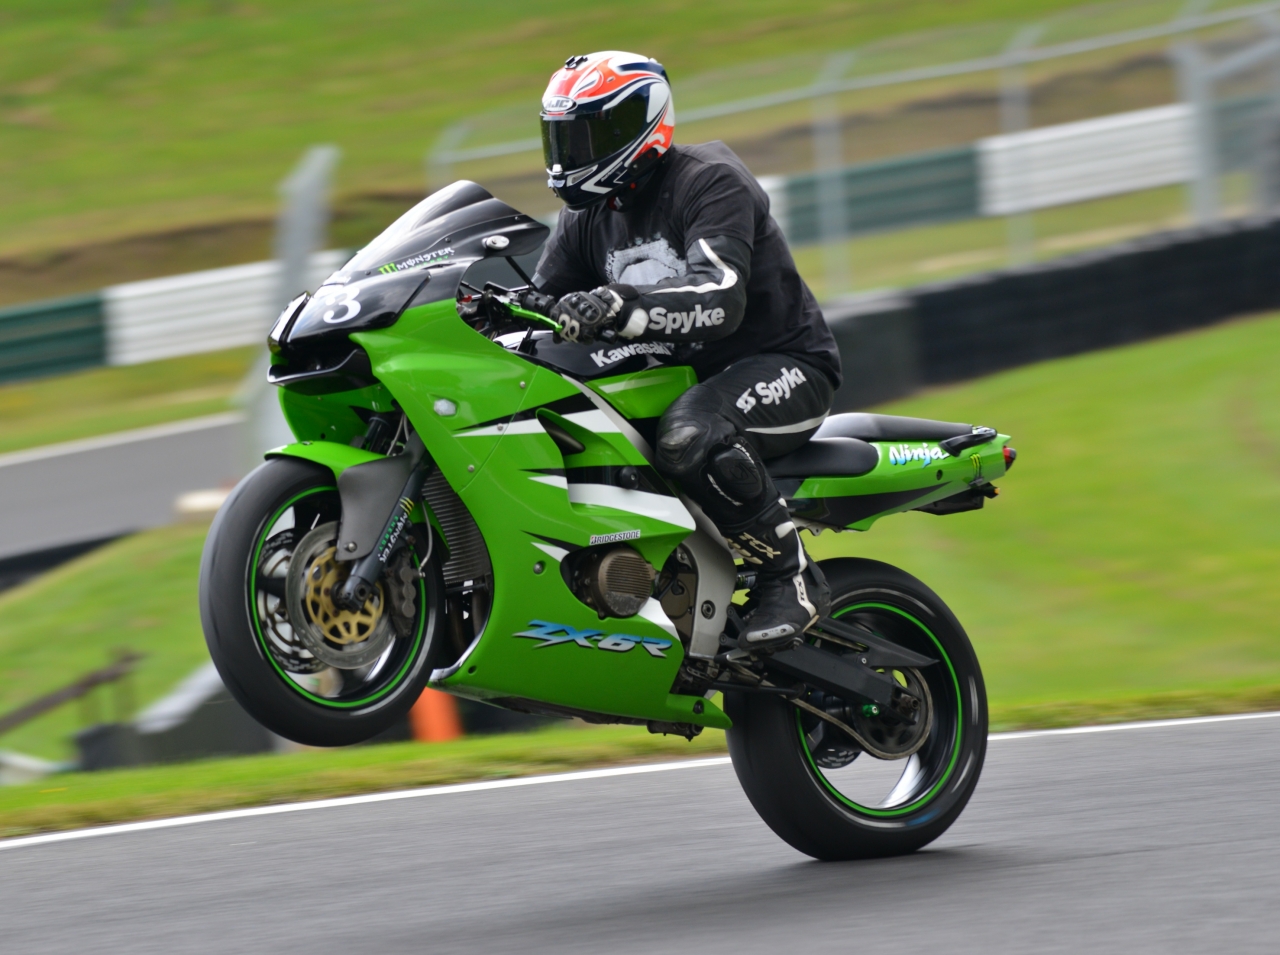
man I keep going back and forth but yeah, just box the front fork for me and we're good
[333,450,432,612]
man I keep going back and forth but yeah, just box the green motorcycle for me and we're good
[200,181,1016,860]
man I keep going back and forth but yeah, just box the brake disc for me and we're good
[286,522,395,670]
[255,531,325,675]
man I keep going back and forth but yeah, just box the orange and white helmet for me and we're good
[540,51,675,209]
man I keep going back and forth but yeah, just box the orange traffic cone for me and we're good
[410,688,463,742]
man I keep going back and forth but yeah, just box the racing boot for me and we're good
[724,497,831,652]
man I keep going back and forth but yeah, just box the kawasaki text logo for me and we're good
[589,341,674,368]
[515,620,672,657]
[888,443,948,467]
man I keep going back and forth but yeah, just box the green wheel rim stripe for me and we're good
[249,486,428,709]
[799,602,963,818]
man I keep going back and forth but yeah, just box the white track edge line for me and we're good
[0,757,733,852]
[5,710,1280,852]
[0,412,245,469]
[989,709,1280,740]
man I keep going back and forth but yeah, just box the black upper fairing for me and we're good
[276,181,549,350]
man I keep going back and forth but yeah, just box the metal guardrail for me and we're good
[0,293,104,385]
[0,652,143,738]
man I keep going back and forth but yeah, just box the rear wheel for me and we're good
[725,557,986,860]
[200,457,445,746]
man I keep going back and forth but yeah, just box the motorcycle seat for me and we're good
[766,438,879,478]
[813,412,972,442]
[764,413,976,480]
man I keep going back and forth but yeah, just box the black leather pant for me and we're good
[654,354,833,531]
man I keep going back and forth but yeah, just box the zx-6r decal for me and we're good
[516,620,672,658]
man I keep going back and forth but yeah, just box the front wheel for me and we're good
[725,557,987,860]
[199,457,445,746]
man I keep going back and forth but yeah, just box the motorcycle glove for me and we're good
[551,285,638,342]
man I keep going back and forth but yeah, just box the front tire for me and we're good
[725,558,987,860]
[200,457,445,746]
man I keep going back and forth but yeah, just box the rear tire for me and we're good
[200,457,445,746]
[725,557,987,860]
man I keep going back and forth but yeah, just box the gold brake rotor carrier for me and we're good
[286,522,394,670]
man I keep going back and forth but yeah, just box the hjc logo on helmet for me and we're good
[542,95,575,114]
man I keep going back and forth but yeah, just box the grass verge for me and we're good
[0,724,727,840]
[1,0,1117,256]
[0,346,255,455]
[0,524,213,760]
[808,310,1280,711]
[6,690,1280,840]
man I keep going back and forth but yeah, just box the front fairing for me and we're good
[274,181,549,353]
[275,297,723,728]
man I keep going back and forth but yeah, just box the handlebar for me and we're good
[516,289,557,316]
[458,283,563,333]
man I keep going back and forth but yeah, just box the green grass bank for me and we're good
[0,346,255,455]
[1,310,1277,831]
[1,0,1151,257]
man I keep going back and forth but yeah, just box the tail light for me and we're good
[1003,446,1017,471]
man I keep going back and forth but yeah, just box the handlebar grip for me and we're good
[518,290,558,316]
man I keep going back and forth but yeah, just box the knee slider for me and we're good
[706,441,765,506]
[656,413,735,480]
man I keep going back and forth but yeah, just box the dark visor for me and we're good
[541,94,649,171]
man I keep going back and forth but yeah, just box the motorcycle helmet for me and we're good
[540,51,675,209]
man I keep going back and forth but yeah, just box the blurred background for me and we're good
[0,0,1277,809]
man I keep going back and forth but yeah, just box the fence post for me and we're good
[242,146,340,468]
[426,123,469,194]
[1174,42,1220,224]
[276,145,340,310]
[1251,13,1280,212]
[813,52,857,296]
[1001,24,1044,266]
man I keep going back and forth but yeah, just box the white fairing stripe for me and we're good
[562,409,622,434]
[529,474,569,489]
[567,484,696,530]
[650,239,738,296]
[532,541,570,562]
[456,419,546,438]
[745,413,829,435]
[637,597,680,638]
[458,411,618,439]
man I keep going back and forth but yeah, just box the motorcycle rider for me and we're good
[532,51,842,651]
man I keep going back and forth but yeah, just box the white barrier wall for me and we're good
[977,104,1193,216]
[102,250,348,366]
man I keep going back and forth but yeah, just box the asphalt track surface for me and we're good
[0,414,243,560]
[2,714,1278,954]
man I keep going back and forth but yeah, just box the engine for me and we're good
[563,545,656,619]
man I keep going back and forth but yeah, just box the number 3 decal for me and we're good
[317,284,363,324]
